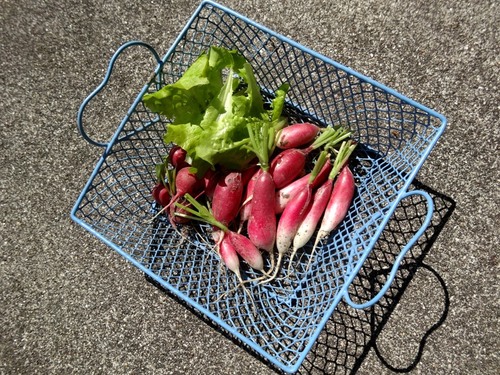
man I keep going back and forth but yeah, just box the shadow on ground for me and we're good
[298,179,455,374]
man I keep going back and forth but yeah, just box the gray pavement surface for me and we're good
[1,0,498,374]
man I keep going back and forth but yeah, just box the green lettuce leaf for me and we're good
[143,46,289,175]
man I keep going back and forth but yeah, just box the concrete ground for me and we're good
[1,0,498,374]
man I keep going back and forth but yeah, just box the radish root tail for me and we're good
[306,231,326,271]
[259,252,284,285]
[146,204,169,224]
[215,273,259,314]
[287,247,300,276]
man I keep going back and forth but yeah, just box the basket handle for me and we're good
[76,41,162,147]
[343,190,434,310]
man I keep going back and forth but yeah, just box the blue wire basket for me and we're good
[71,1,446,373]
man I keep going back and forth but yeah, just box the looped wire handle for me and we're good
[76,41,162,147]
[343,190,434,309]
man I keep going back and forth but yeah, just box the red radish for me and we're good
[239,168,261,226]
[270,125,350,189]
[275,159,332,214]
[152,183,171,210]
[241,164,259,186]
[276,123,321,149]
[158,187,171,207]
[148,166,207,224]
[261,151,329,283]
[168,145,189,170]
[152,166,205,224]
[176,166,204,194]
[247,170,276,252]
[244,122,278,254]
[167,166,204,208]
[152,183,163,204]
[270,148,308,189]
[202,169,218,200]
[212,171,244,226]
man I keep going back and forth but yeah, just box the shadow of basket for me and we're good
[297,179,455,375]
[144,178,454,375]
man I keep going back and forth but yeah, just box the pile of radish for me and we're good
[144,46,359,287]
[151,122,357,284]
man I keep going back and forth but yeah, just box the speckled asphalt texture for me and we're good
[1,1,498,374]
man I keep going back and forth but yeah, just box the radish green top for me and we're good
[174,193,229,232]
[328,140,357,180]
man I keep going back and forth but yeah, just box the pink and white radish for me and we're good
[291,141,357,254]
[224,230,264,272]
[269,148,308,189]
[291,178,332,255]
[219,235,243,281]
[175,193,267,275]
[217,235,258,310]
[275,122,321,149]
[261,151,330,283]
[314,166,355,240]
[270,125,351,189]
[305,140,357,270]
[274,158,332,214]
